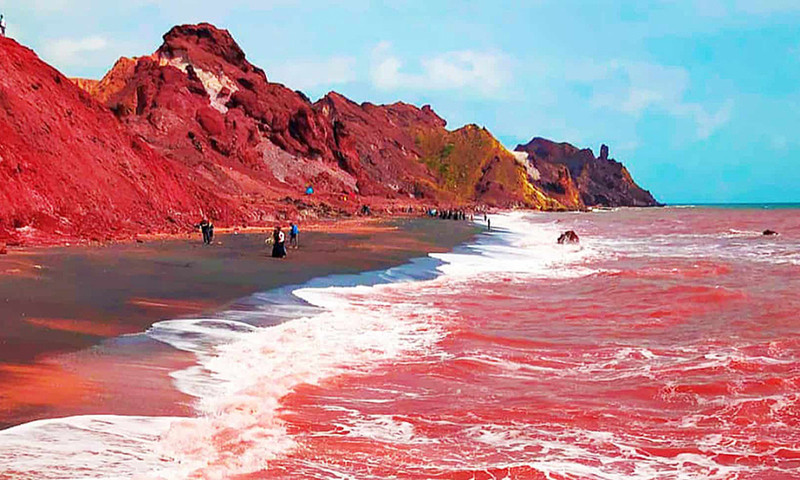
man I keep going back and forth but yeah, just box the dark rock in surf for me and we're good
[557,230,580,244]
[762,229,779,236]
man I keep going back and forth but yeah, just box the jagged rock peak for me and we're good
[600,144,609,161]
[517,137,581,161]
[158,23,257,75]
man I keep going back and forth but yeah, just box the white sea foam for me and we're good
[0,415,178,480]
[465,424,741,480]
[593,229,800,266]
[435,211,603,279]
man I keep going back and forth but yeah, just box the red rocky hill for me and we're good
[0,35,230,246]
[0,23,658,245]
[515,138,659,208]
[89,24,553,210]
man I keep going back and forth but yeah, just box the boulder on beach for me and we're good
[557,230,580,244]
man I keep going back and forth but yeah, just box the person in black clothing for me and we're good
[271,226,287,258]
[196,219,211,244]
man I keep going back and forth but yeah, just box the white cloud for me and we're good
[674,100,734,139]
[41,35,109,67]
[370,42,512,97]
[575,60,733,139]
[268,56,356,90]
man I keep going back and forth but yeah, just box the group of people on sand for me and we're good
[427,208,474,221]
[195,219,299,258]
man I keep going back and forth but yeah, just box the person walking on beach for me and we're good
[289,223,299,249]
[271,226,287,258]
[196,219,212,244]
[487,217,491,231]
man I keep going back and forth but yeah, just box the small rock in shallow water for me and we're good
[763,229,779,236]
[557,230,580,244]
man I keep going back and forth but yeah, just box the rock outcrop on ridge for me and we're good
[515,137,659,208]
[0,23,658,245]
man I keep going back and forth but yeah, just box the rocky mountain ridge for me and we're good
[0,23,657,246]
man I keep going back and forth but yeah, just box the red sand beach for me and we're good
[0,217,478,429]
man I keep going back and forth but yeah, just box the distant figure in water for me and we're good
[0,15,6,37]
[196,219,213,245]
[558,230,580,244]
[289,223,299,248]
[763,229,779,236]
[271,226,287,258]
[487,217,491,231]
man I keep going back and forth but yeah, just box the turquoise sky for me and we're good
[1,1,798,204]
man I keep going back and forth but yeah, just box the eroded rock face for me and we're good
[515,137,659,208]
[315,92,445,198]
[98,23,357,205]
[317,94,553,208]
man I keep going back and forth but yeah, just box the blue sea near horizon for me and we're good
[667,203,800,210]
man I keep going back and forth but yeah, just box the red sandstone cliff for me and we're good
[515,138,659,208]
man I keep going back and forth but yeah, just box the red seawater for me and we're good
[261,208,800,479]
[1,207,798,480]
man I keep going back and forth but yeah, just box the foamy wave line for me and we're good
[465,424,741,480]
[0,415,179,480]
[0,212,596,479]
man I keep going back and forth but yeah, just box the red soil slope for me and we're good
[0,36,228,246]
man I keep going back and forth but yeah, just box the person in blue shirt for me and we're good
[289,223,299,248]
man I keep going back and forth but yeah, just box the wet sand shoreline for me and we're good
[0,217,480,429]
